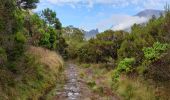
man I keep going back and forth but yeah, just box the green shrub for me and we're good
[112,58,135,81]
[15,32,26,44]
[143,42,169,61]
[81,63,91,68]
[137,42,169,75]
[87,80,96,88]
[39,31,50,48]
[117,58,135,72]
[79,71,85,78]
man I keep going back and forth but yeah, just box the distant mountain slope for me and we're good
[84,29,99,39]
[135,9,163,18]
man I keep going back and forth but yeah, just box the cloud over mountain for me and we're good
[97,9,164,31]
[36,0,169,32]
[111,15,148,30]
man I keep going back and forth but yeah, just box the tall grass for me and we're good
[114,76,157,100]
[28,46,64,73]
[0,46,64,99]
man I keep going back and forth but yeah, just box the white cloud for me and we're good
[112,16,148,30]
[96,14,149,31]
[36,0,170,31]
[45,0,170,9]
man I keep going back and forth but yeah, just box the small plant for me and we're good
[117,58,135,72]
[15,32,26,44]
[87,80,104,95]
[79,71,85,78]
[92,85,104,95]
[112,58,135,81]
[81,63,91,68]
[87,80,96,88]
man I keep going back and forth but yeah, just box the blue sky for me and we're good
[35,0,170,32]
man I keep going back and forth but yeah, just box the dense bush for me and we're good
[78,30,127,63]
[62,26,85,59]
[143,42,169,61]
[15,32,27,44]
[146,49,170,82]
[39,31,51,48]
[112,58,135,81]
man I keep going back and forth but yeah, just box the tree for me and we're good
[62,26,85,59]
[16,0,39,9]
[77,30,127,63]
[41,8,62,30]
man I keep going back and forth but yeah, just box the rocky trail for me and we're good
[53,64,119,100]
[54,64,81,100]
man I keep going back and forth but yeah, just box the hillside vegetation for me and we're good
[0,46,63,99]
[0,0,65,99]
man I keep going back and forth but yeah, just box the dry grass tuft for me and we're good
[28,46,63,71]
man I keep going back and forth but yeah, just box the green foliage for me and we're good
[25,14,44,38]
[39,31,50,48]
[144,49,170,83]
[117,58,135,72]
[118,24,154,64]
[62,26,85,42]
[78,30,127,63]
[87,80,96,88]
[38,8,68,58]
[138,42,170,77]
[81,63,91,68]
[143,42,169,60]
[15,32,27,44]
[14,10,25,33]
[48,27,57,49]
[62,26,85,59]
[0,0,68,99]
[41,8,62,29]
[0,51,64,99]
[112,58,135,81]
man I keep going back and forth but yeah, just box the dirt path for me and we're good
[53,64,119,100]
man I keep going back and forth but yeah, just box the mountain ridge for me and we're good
[135,9,163,18]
